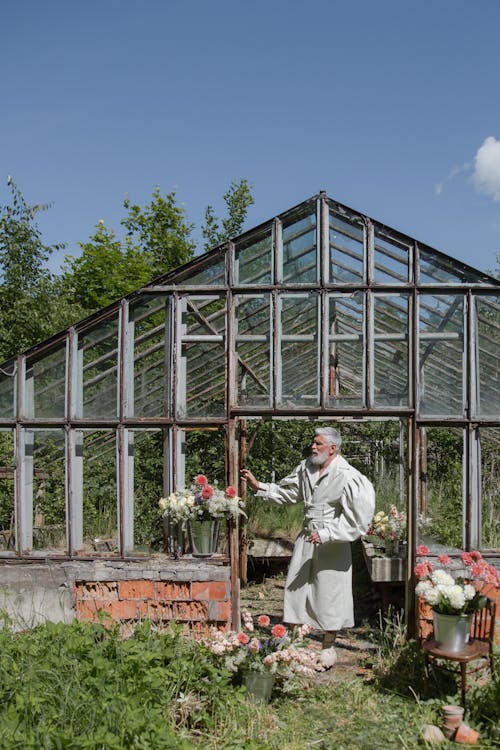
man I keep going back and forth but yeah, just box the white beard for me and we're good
[309,450,329,466]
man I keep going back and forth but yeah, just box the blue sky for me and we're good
[1,0,500,276]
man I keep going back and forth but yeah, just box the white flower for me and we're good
[431,569,454,587]
[415,581,431,597]
[425,587,441,606]
[463,584,476,601]
[446,585,465,610]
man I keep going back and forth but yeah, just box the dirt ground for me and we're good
[240,560,379,684]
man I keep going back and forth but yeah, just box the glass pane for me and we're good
[374,230,410,284]
[80,318,119,418]
[480,427,500,550]
[185,428,226,486]
[329,212,364,284]
[0,363,15,419]
[235,230,273,285]
[279,294,319,406]
[327,293,364,407]
[475,296,500,417]
[418,427,463,550]
[132,429,164,553]
[185,296,225,336]
[282,212,317,284]
[374,295,409,407]
[131,297,169,418]
[32,429,66,552]
[419,247,487,284]
[0,431,15,552]
[28,346,66,419]
[82,430,118,554]
[183,342,226,417]
[419,295,464,416]
[178,254,226,286]
[235,295,271,407]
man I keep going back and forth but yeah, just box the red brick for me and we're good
[141,601,174,621]
[108,600,141,620]
[75,599,113,622]
[119,580,155,600]
[212,601,231,622]
[155,581,191,601]
[74,581,119,600]
[192,581,228,601]
[173,601,209,621]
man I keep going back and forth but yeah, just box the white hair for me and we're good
[314,427,342,451]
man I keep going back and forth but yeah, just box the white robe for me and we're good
[256,454,375,630]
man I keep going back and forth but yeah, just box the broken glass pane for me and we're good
[82,429,118,554]
[418,427,463,550]
[32,429,66,553]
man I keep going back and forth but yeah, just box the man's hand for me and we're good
[240,468,260,492]
[308,531,321,544]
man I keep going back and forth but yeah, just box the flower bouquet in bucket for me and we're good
[201,611,324,700]
[414,546,499,651]
[159,474,245,556]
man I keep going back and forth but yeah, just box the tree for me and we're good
[122,186,195,278]
[202,178,254,251]
[61,220,152,314]
[0,178,66,359]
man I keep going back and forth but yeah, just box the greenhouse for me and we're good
[0,191,498,629]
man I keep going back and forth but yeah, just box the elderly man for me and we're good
[240,427,375,667]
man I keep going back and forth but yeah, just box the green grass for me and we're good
[0,615,497,749]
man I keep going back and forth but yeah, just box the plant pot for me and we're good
[243,670,275,703]
[432,611,471,652]
[441,705,464,738]
[454,723,479,744]
[188,518,220,557]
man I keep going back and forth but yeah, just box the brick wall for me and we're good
[0,558,233,632]
[74,576,232,633]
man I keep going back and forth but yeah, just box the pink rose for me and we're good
[437,554,451,566]
[257,615,270,627]
[414,561,432,579]
[201,485,214,499]
[271,624,287,639]
[416,545,429,556]
[237,632,250,645]
[225,486,237,498]
[195,474,208,486]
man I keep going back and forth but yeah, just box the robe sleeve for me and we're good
[254,464,302,505]
[318,472,375,543]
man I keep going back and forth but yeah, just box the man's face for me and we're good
[310,434,336,466]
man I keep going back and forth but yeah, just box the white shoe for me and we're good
[319,646,337,669]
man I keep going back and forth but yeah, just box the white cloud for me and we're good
[473,136,500,202]
[434,162,471,197]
